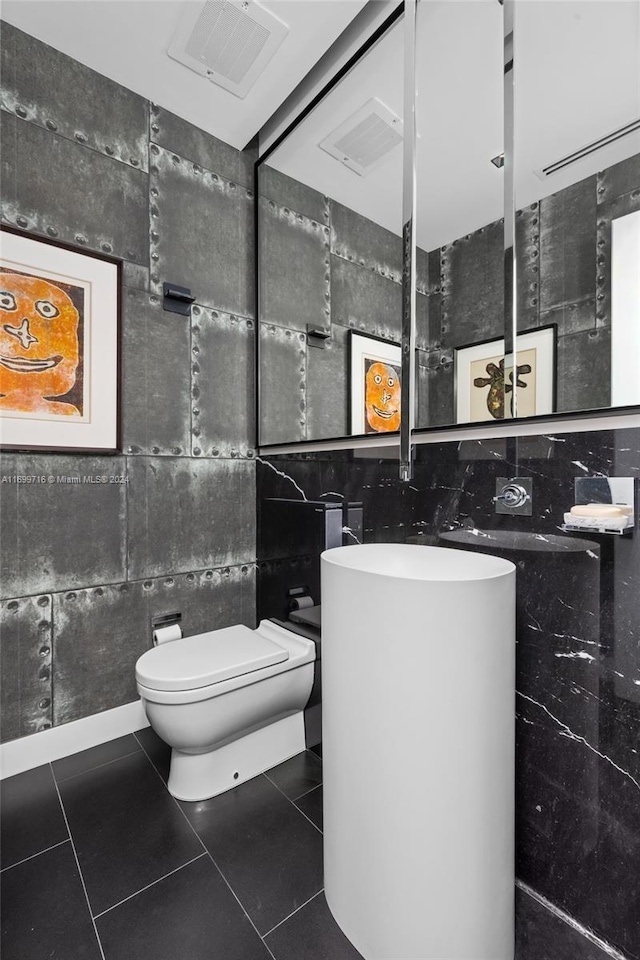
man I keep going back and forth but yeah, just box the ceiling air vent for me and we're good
[535,117,640,178]
[320,98,403,177]
[168,0,288,100]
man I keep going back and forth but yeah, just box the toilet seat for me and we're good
[136,624,289,692]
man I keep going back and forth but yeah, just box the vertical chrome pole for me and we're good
[502,0,517,417]
[400,0,417,481]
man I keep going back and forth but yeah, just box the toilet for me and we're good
[135,620,315,802]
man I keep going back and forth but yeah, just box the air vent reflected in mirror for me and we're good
[319,98,403,177]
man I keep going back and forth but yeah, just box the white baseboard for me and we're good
[0,700,149,780]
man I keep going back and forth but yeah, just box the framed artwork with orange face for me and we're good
[349,331,401,435]
[0,227,120,451]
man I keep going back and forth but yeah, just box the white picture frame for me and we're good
[349,331,401,434]
[455,325,556,424]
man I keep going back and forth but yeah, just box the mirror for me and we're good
[413,0,504,430]
[257,10,405,446]
[511,0,640,420]
[257,0,640,449]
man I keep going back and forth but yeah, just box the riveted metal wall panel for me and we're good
[52,563,256,726]
[122,261,150,292]
[516,203,540,331]
[0,456,127,600]
[416,291,442,352]
[1,22,148,172]
[440,220,503,350]
[122,288,191,457]
[416,247,428,296]
[165,563,256,634]
[0,110,17,193]
[556,328,611,413]
[191,305,255,459]
[595,189,640,331]
[429,355,454,428]
[539,176,596,313]
[416,351,454,429]
[597,153,640,205]
[306,324,348,441]
[330,200,402,282]
[416,359,429,430]
[150,144,254,316]
[0,594,52,742]
[0,27,259,737]
[259,324,306,445]
[416,246,441,297]
[259,166,329,224]
[126,457,256,580]
[52,581,149,725]
[0,118,148,263]
[259,197,330,332]
[539,300,597,337]
[150,103,255,188]
[331,255,402,341]
[416,292,428,351]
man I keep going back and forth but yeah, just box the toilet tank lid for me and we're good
[135,625,289,691]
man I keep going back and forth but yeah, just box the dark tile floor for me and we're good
[1,729,358,960]
[1,729,616,960]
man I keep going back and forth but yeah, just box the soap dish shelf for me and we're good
[561,523,633,537]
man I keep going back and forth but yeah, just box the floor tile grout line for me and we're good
[131,734,321,955]
[0,837,71,874]
[54,748,143,784]
[291,800,323,835]
[262,769,322,805]
[265,773,323,836]
[93,853,208,920]
[202,850,278,960]
[262,887,325,940]
[141,757,280,960]
[137,753,278,957]
[132,731,208,855]
[291,781,323,803]
[50,764,107,960]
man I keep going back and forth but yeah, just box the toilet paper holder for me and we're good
[151,610,182,642]
[287,586,314,612]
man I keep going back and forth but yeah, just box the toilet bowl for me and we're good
[135,620,315,801]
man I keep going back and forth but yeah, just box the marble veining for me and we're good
[258,426,640,958]
[256,457,309,501]
[517,691,640,792]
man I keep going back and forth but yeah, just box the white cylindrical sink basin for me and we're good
[321,543,516,960]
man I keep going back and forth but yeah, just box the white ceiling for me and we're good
[268,0,640,251]
[3,0,638,248]
[0,0,368,150]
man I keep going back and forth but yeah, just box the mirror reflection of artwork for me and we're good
[364,359,401,432]
[456,326,556,424]
[0,269,84,418]
[471,350,536,420]
[349,331,401,435]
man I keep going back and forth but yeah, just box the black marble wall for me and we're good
[258,426,640,959]
[0,22,257,739]
[258,154,640,442]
